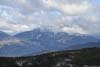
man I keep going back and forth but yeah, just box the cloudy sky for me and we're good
[0,0,100,35]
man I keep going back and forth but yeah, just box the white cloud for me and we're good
[42,0,91,15]
[0,19,36,34]
[62,25,88,35]
[17,0,28,4]
[84,15,100,22]
[0,0,100,35]
[0,5,25,22]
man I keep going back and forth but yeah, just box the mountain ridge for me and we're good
[0,28,100,57]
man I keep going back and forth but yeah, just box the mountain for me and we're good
[14,29,66,50]
[0,35,48,57]
[0,31,12,48]
[66,42,100,50]
[15,28,99,46]
[0,31,10,40]
[0,28,99,57]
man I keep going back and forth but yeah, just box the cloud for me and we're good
[0,19,36,34]
[0,5,25,22]
[62,25,88,35]
[0,0,100,35]
[17,0,28,4]
[42,0,91,15]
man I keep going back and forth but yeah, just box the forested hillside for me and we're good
[0,47,100,67]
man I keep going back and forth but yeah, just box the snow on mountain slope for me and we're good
[0,28,99,57]
[15,28,99,46]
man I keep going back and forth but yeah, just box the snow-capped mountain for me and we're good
[0,28,99,57]
[15,28,99,46]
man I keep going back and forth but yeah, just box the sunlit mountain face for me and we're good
[0,0,100,57]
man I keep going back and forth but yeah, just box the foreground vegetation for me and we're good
[0,47,100,67]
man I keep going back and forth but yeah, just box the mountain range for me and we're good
[0,28,100,57]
